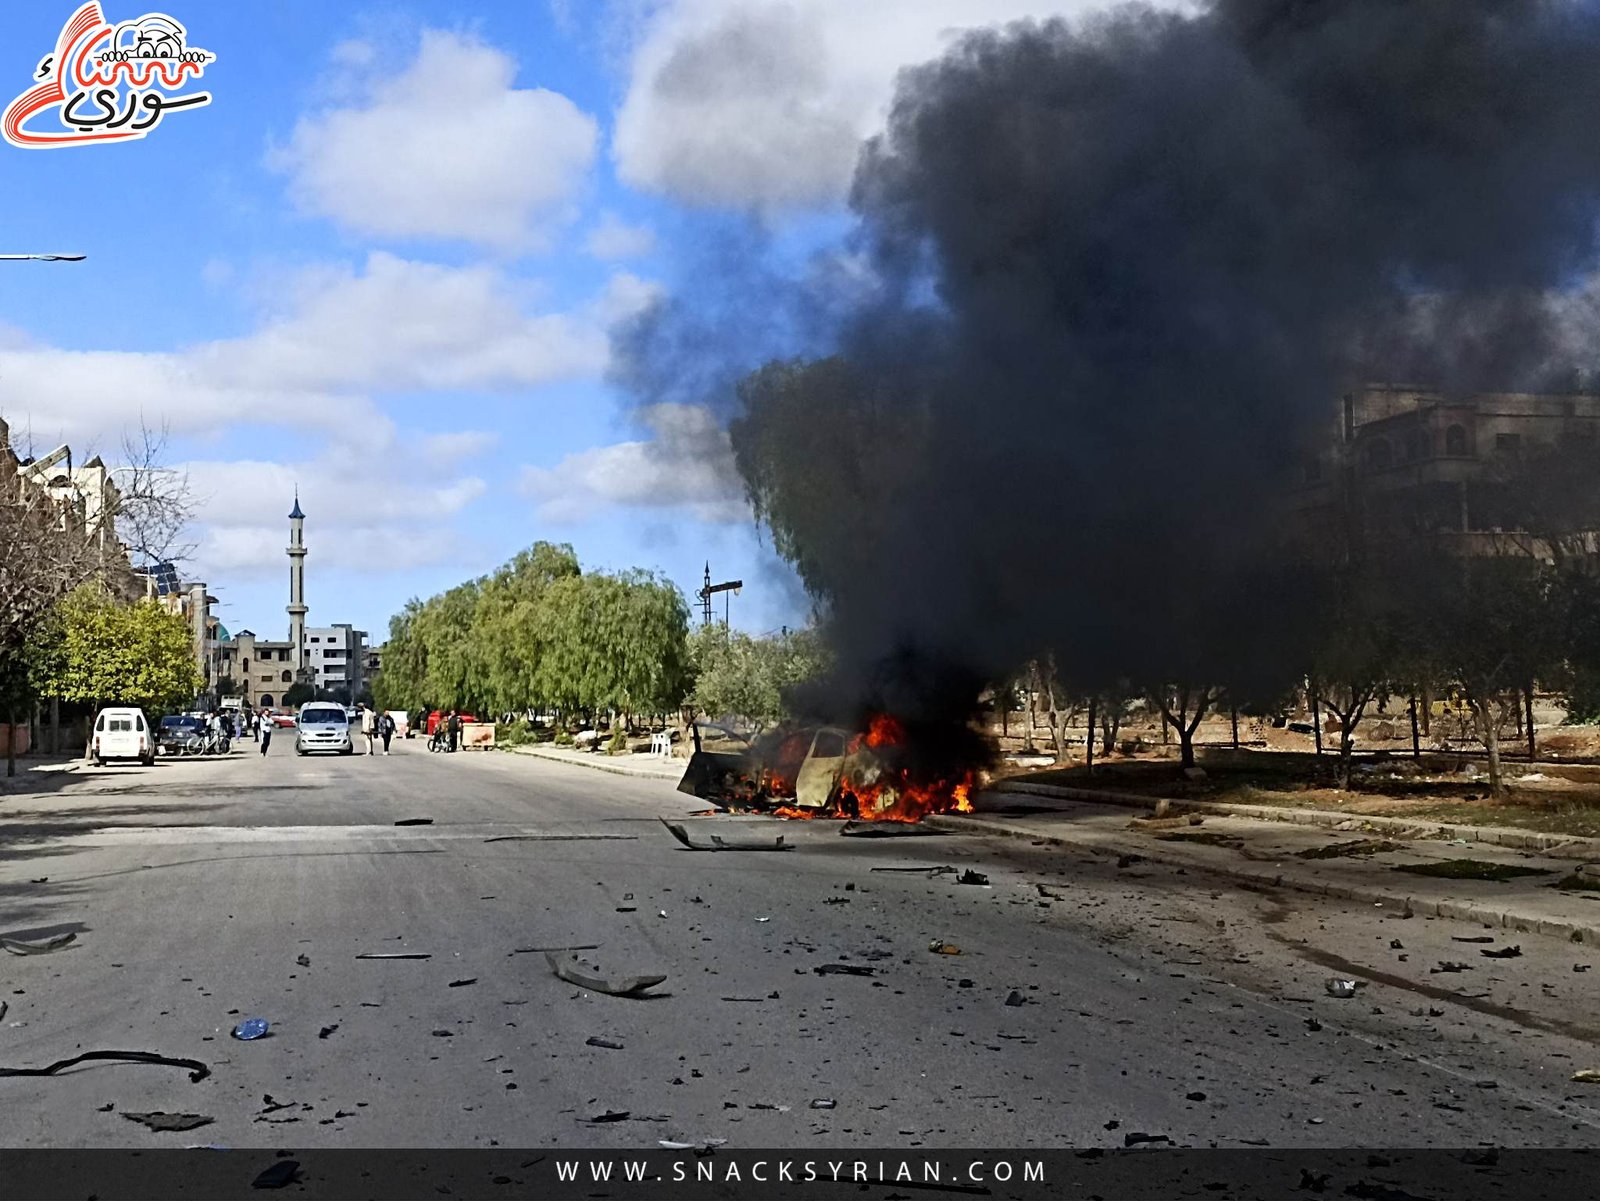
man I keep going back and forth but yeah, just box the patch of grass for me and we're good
[1394,859,1551,882]
[1296,839,1400,860]
[1155,830,1243,847]
[1554,873,1600,892]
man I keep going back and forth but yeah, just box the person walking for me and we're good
[259,709,273,756]
[380,710,395,755]
[447,709,461,753]
[358,703,376,755]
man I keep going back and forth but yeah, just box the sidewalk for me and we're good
[505,743,684,780]
[0,752,85,793]
[993,776,1600,857]
[931,790,1600,944]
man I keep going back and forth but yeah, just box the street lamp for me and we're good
[0,253,84,261]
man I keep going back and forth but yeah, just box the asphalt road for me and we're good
[1,737,1598,1150]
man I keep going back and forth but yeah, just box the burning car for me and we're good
[678,714,975,823]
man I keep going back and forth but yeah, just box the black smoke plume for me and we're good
[617,0,1600,731]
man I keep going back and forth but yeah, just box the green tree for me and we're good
[687,625,830,732]
[37,586,201,725]
[283,682,316,708]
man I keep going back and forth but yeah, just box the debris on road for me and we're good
[513,943,601,954]
[839,820,945,838]
[586,1036,625,1050]
[810,1098,837,1109]
[1481,946,1523,959]
[1432,962,1471,974]
[659,819,793,852]
[1,932,76,955]
[928,941,962,955]
[546,951,667,997]
[584,1110,630,1123]
[394,818,433,826]
[0,1050,209,1083]
[1577,965,1592,973]
[1124,1132,1173,1147]
[123,1111,213,1132]
[956,870,990,886]
[356,952,431,960]
[660,1138,728,1150]
[721,995,767,1002]
[1325,979,1358,998]
[232,1019,270,1041]
[1004,990,1027,1007]
[813,964,874,977]
[448,978,478,987]
[251,1160,301,1190]
[318,1025,338,1040]
[295,954,311,967]
[1452,936,1496,944]
[1296,839,1399,860]
[1572,1070,1600,1083]
[483,834,639,843]
[870,865,954,877]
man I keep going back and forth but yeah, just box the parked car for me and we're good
[295,702,353,755]
[156,714,205,756]
[91,707,155,767]
[267,711,296,728]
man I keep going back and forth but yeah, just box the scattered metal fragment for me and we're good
[513,943,601,954]
[1004,990,1027,1007]
[928,941,962,955]
[870,865,955,876]
[810,1098,836,1109]
[0,1050,209,1083]
[1124,1132,1173,1147]
[659,818,792,852]
[839,820,945,838]
[356,952,430,960]
[394,818,433,826]
[448,978,478,987]
[813,964,874,977]
[1576,964,1592,973]
[1432,961,1471,974]
[251,1160,301,1189]
[1,932,76,955]
[755,917,772,923]
[1390,940,1404,950]
[483,834,638,843]
[257,1096,295,1115]
[1572,1070,1600,1083]
[721,996,767,1002]
[232,1019,270,1041]
[1325,979,1358,998]
[295,954,311,967]
[1452,936,1495,944]
[584,1110,630,1123]
[956,870,990,886]
[123,1111,213,1132]
[546,951,667,997]
[586,1036,625,1050]
[659,1138,727,1150]
[318,1025,338,1040]
[1481,946,1523,959]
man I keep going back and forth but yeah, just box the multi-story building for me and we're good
[305,623,369,701]
[217,630,301,710]
[1296,384,1600,550]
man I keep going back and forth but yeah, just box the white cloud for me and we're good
[612,0,1190,212]
[595,270,666,324]
[0,254,612,450]
[585,211,657,260]
[517,403,747,523]
[274,30,599,251]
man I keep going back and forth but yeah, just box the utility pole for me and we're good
[697,563,742,631]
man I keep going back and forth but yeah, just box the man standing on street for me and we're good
[380,711,395,755]
[259,709,273,756]
[358,704,375,755]
[447,709,461,753]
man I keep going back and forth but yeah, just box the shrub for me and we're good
[607,727,629,755]
[554,729,573,746]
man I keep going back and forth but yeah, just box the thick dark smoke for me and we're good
[617,0,1600,730]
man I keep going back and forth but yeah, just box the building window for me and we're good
[1445,424,1469,456]
[281,670,292,683]
[260,694,274,707]
[1363,439,1392,471]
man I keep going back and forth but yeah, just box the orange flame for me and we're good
[836,713,975,823]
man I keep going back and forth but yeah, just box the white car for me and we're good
[91,707,155,767]
[295,702,354,755]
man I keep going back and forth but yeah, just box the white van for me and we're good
[295,702,353,755]
[91,707,154,766]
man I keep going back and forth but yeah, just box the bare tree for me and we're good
[113,419,200,574]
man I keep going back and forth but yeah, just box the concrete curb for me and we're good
[992,778,1600,859]
[927,812,1600,946]
[505,745,682,781]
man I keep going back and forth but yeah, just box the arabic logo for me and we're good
[3,3,214,148]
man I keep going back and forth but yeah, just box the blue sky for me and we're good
[0,0,1118,646]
